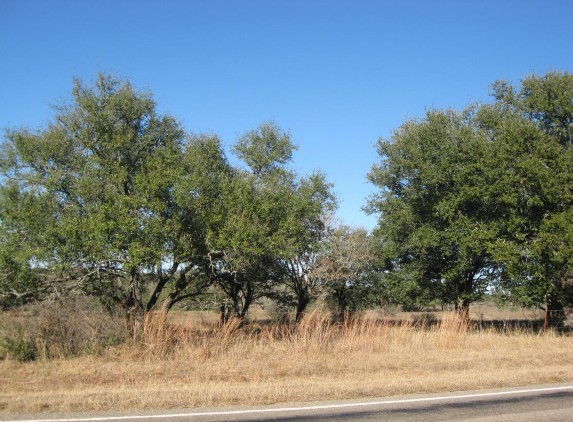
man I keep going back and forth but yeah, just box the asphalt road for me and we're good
[5,384,573,422]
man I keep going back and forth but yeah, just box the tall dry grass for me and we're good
[137,310,474,358]
[1,310,572,415]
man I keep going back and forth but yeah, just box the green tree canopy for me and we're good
[207,123,335,320]
[483,72,573,320]
[367,108,500,316]
[0,76,336,329]
[367,71,573,322]
[0,75,215,335]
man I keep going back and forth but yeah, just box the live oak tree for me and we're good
[207,123,335,320]
[207,167,282,320]
[367,71,573,323]
[0,75,214,337]
[367,108,501,318]
[0,77,336,332]
[278,181,335,322]
[482,72,573,324]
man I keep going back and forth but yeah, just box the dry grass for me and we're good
[1,310,572,416]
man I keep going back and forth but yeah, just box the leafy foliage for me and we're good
[0,75,220,335]
[484,72,573,317]
[0,75,336,329]
[367,108,499,314]
[368,71,573,322]
[207,123,335,319]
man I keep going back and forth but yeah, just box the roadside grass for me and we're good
[1,309,572,415]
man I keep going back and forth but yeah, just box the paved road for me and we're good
[5,384,573,422]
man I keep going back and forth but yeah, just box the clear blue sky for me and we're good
[2,0,572,229]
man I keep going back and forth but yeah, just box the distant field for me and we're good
[166,302,547,326]
[1,307,571,416]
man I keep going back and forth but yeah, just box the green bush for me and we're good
[1,335,37,362]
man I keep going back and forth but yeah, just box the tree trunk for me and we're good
[238,295,252,319]
[218,300,230,326]
[454,299,470,323]
[127,270,145,341]
[295,291,310,323]
[234,281,254,320]
[125,303,145,341]
[335,288,348,322]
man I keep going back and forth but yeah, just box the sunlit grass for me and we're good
[1,310,571,415]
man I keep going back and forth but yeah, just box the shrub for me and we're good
[0,296,127,361]
[1,334,37,362]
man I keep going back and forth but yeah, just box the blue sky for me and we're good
[2,0,573,229]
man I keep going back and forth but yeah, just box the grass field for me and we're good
[1,305,572,416]
[165,302,548,326]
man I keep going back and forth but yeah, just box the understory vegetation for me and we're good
[0,294,566,363]
[1,305,571,414]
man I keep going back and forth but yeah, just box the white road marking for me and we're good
[7,385,573,422]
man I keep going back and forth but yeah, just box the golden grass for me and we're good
[1,310,572,416]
